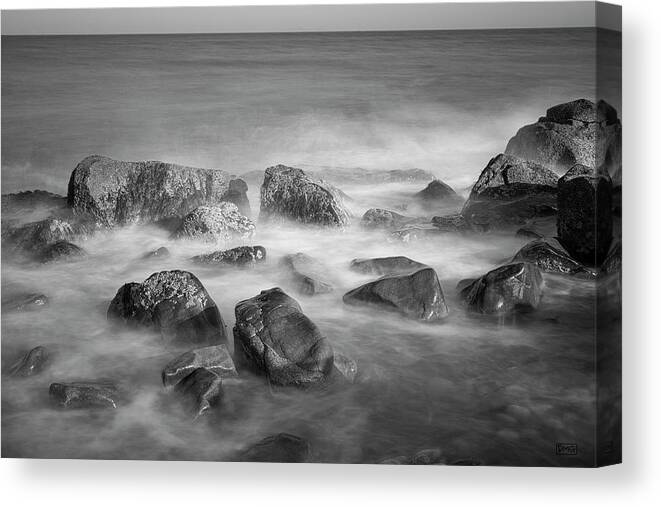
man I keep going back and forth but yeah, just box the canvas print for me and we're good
[1,4,621,466]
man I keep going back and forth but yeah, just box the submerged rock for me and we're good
[557,164,613,265]
[108,270,227,346]
[233,287,334,386]
[192,245,266,266]
[162,344,237,387]
[389,224,443,242]
[141,246,170,259]
[279,253,333,295]
[67,155,248,226]
[333,353,358,383]
[172,204,255,243]
[414,180,463,207]
[460,262,543,315]
[239,433,311,463]
[259,164,350,226]
[343,267,449,321]
[2,293,49,312]
[38,240,86,263]
[10,346,49,377]
[174,367,223,418]
[49,380,120,409]
[511,238,596,277]
[349,256,427,276]
[360,208,411,230]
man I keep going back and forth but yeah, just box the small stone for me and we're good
[10,346,49,377]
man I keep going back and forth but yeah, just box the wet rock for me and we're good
[108,270,227,346]
[601,240,622,275]
[192,245,266,267]
[174,367,223,418]
[2,217,75,254]
[511,238,596,277]
[162,344,237,387]
[233,287,334,386]
[506,99,622,178]
[350,256,427,276]
[10,346,49,377]
[38,240,86,263]
[239,433,311,463]
[460,262,543,315]
[360,208,411,230]
[557,164,613,265]
[333,353,358,383]
[259,164,350,226]
[172,204,255,243]
[2,293,49,312]
[431,213,471,233]
[343,267,449,321]
[279,253,333,295]
[411,448,445,465]
[49,380,119,409]
[67,155,248,226]
[515,228,543,239]
[141,246,170,259]
[414,180,463,207]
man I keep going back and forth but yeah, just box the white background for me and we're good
[1,0,658,505]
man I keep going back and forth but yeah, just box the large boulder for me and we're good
[511,238,596,277]
[460,262,543,315]
[174,367,223,418]
[38,240,86,263]
[162,344,237,387]
[239,433,311,463]
[349,256,427,276]
[10,346,49,377]
[279,253,333,295]
[192,245,266,266]
[259,165,351,226]
[172,204,255,243]
[360,208,411,230]
[49,380,120,409]
[557,164,613,265]
[67,155,249,226]
[233,287,334,386]
[343,267,449,321]
[505,99,622,178]
[414,180,463,208]
[108,270,227,346]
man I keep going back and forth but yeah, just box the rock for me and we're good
[515,228,543,239]
[349,256,427,276]
[431,214,471,233]
[414,180,463,207]
[2,293,49,312]
[505,99,622,178]
[511,238,596,277]
[233,287,334,386]
[172,204,255,243]
[141,246,170,259]
[601,240,621,275]
[460,262,543,315]
[49,380,119,409]
[2,217,75,254]
[333,353,358,383]
[162,344,237,387]
[108,270,227,346]
[360,208,411,230]
[259,165,351,226]
[389,224,443,242]
[239,433,311,463]
[343,267,449,321]
[174,367,223,418]
[38,240,86,263]
[411,448,445,465]
[557,164,613,265]
[224,178,251,217]
[1,190,67,220]
[67,155,248,226]
[10,346,49,377]
[192,245,266,266]
[279,253,333,295]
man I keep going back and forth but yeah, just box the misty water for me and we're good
[1,29,619,465]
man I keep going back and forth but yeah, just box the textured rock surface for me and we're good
[350,256,427,276]
[333,353,358,383]
[259,165,351,226]
[360,208,411,230]
[557,164,613,265]
[38,240,86,263]
[343,267,449,321]
[67,155,248,226]
[233,288,334,385]
[162,344,237,387]
[2,293,49,312]
[414,180,463,207]
[3,217,75,253]
[10,346,49,377]
[192,245,266,266]
[279,253,333,295]
[49,381,120,409]
[461,263,543,315]
[108,270,227,346]
[239,433,311,463]
[431,214,471,233]
[172,204,255,243]
[512,238,596,277]
[174,367,223,418]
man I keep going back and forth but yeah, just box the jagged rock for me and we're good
[343,267,448,321]
[49,380,120,409]
[10,346,49,377]
[349,256,427,276]
[172,204,255,243]
[431,214,471,233]
[505,99,622,178]
[460,262,543,315]
[162,344,237,387]
[174,367,223,418]
[259,165,350,226]
[601,240,621,275]
[67,155,248,226]
[511,238,596,277]
[515,228,543,239]
[279,253,333,295]
[141,246,170,259]
[2,293,49,312]
[108,270,227,346]
[233,288,334,386]
[414,180,463,207]
[239,433,311,463]
[333,353,358,383]
[192,245,266,266]
[557,164,613,265]
[38,240,86,263]
[360,208,411,230]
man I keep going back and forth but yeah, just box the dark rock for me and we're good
[141,246,170,259]
[557,164,613,265]
[456,278,476,293]
[224,178,251,217]
[172,204,255,243]
[108,270,227,346]
[2,217,76,254]
[360,208,411,230]
[279,253,333,295]
[343,267,449,321]
[460,262,543,315]
[431,213,471,233]
[511,238,596,277]
[174,367,223,418]
[333,353,358,383]
[67,155,248,226]
[1,189,67,218]
[515,228,543,239]
[350,256,427,276]
[259,165,350,226]
[192,245,266,267]
[233,287,334,386]
[2,293,49,312]
[38,240,86,263]
[49,380,119,409]
[240,433,311,463]
[162,344,237,387]
[10,346,49,377]
[414,180,463,207]
[601,240,622,275]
